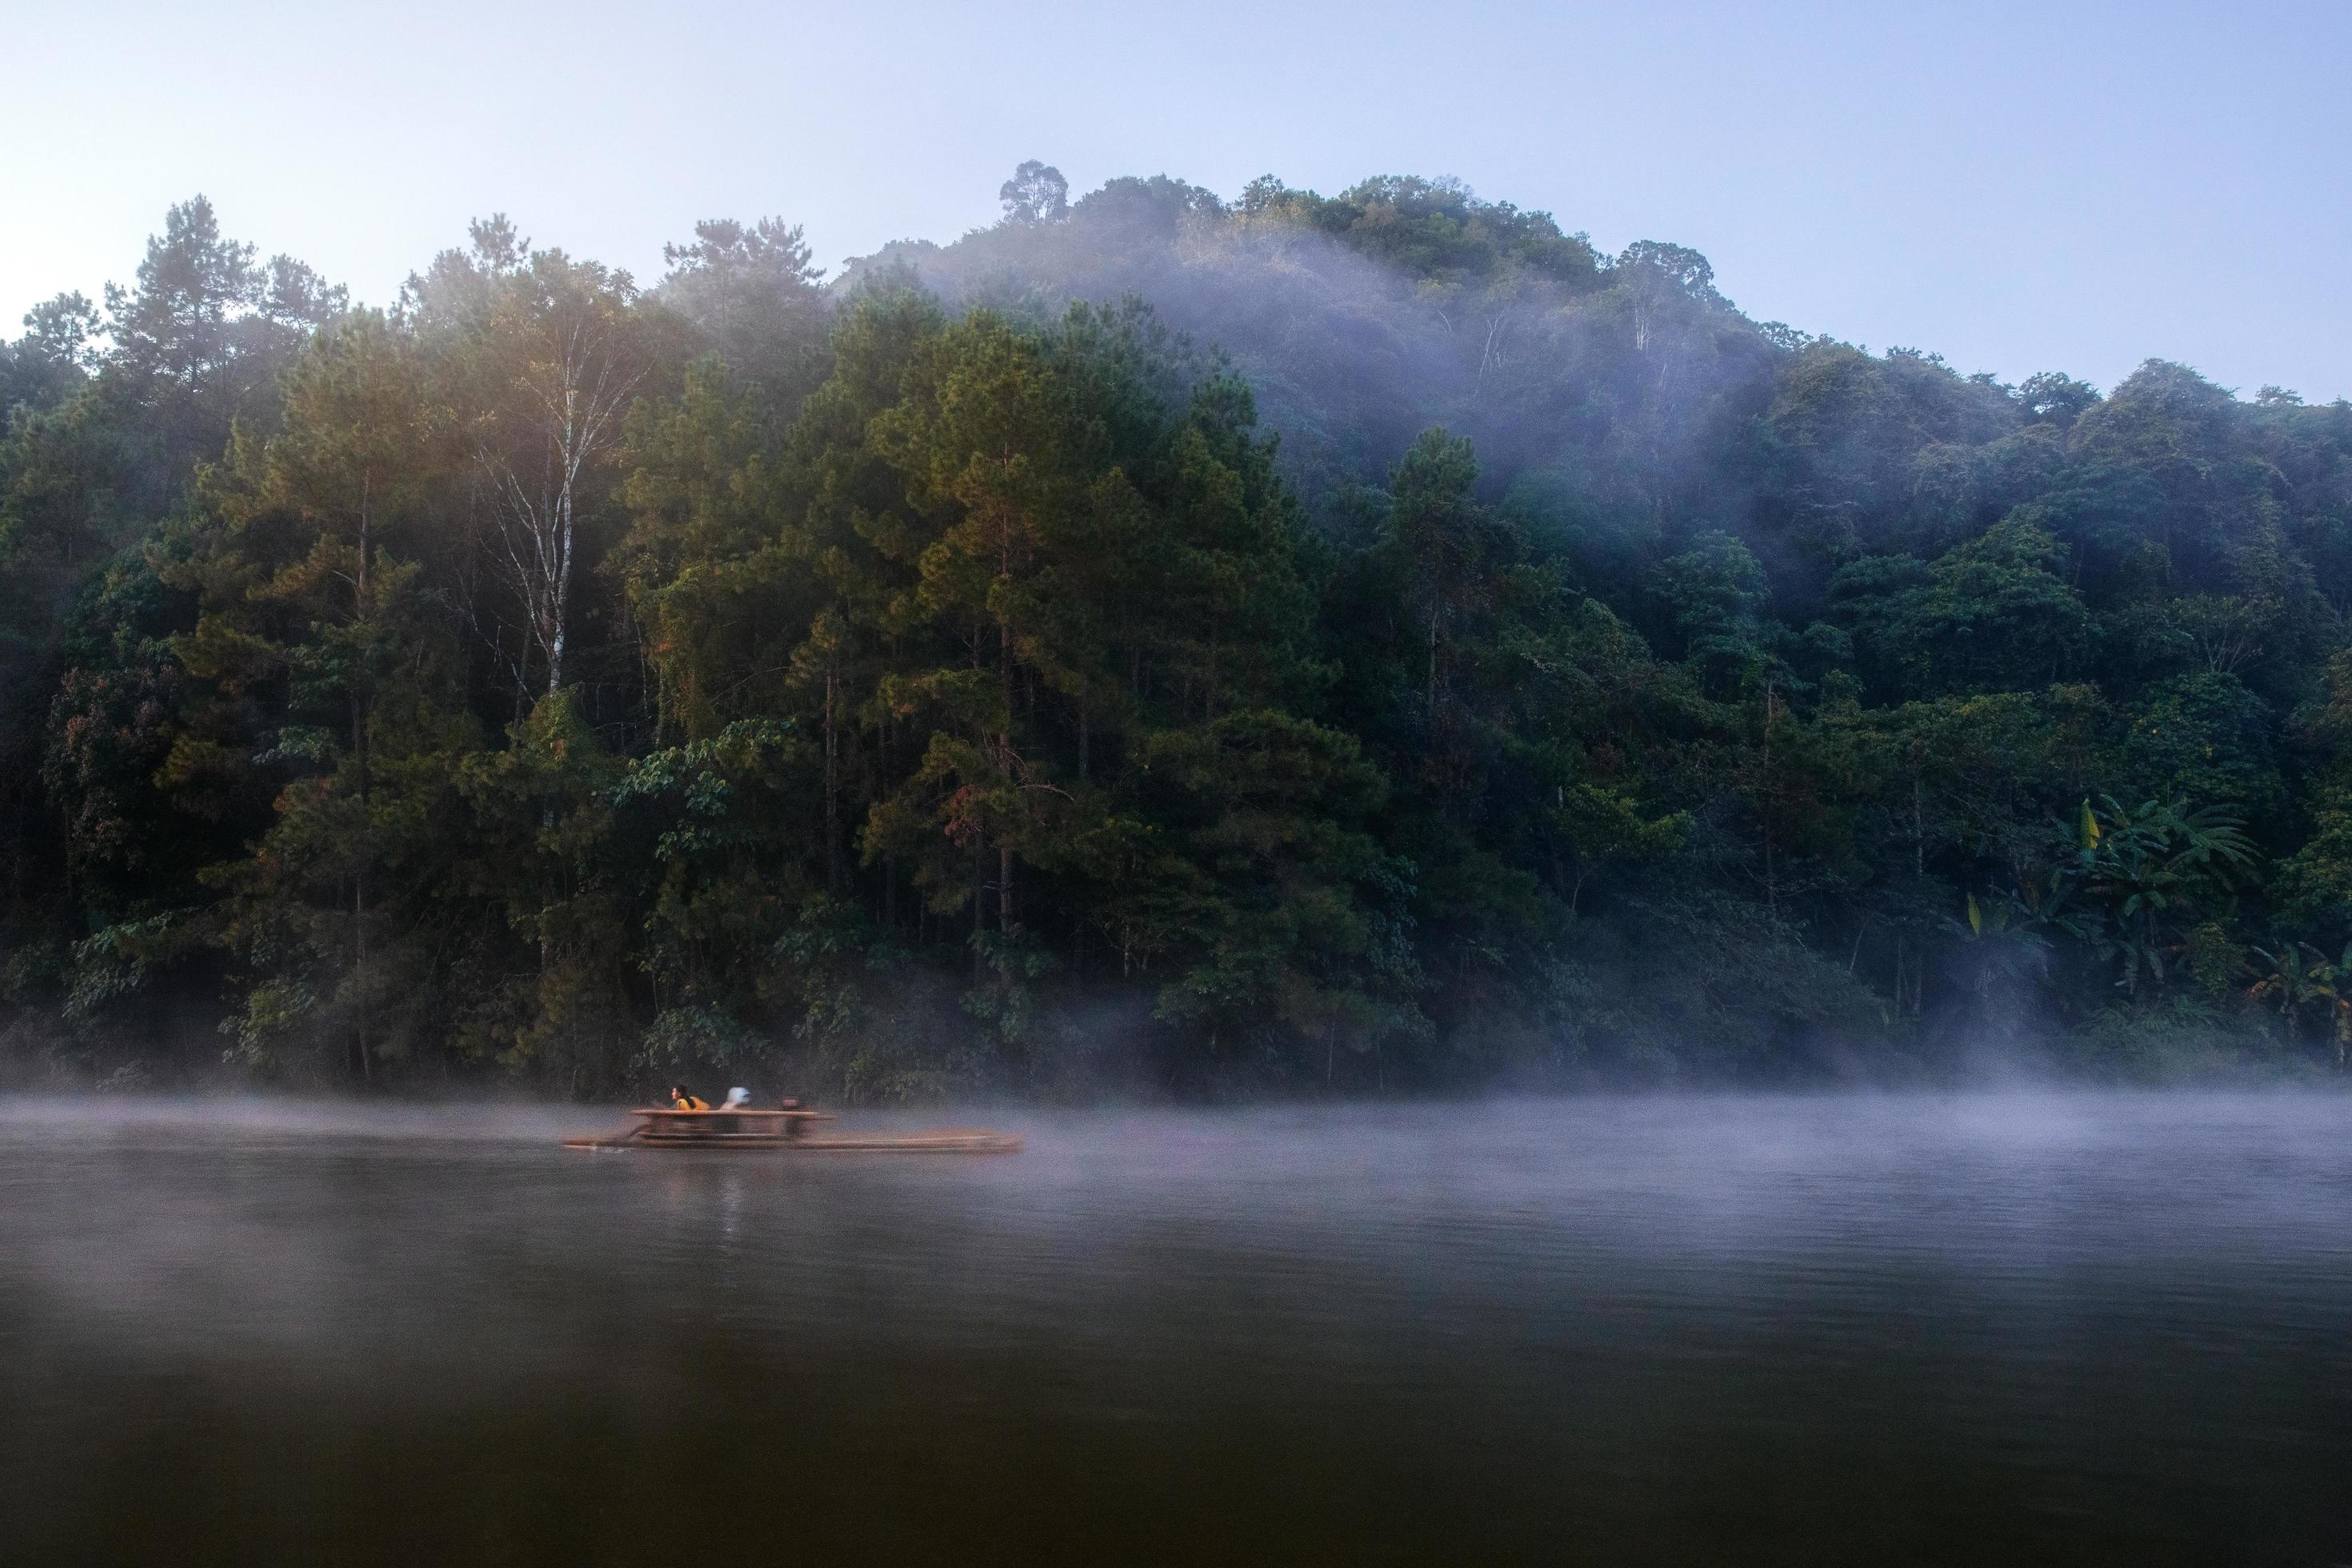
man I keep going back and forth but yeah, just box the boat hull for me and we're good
[562,1129,1021,1154]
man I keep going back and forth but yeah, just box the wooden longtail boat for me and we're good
[562,1107,1021,1154]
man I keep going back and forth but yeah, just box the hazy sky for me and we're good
[3,0,2345,399]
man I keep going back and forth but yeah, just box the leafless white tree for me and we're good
[474,263,642,698]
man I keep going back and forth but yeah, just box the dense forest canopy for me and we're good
[3,169,2350,1097]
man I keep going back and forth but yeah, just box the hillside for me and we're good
[3,168,2350,1094]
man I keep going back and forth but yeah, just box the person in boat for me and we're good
[669,1083,709,1111]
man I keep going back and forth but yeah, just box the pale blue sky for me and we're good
[3,0,2345,398]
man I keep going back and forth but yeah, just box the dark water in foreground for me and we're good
[2,1094,2350,1566]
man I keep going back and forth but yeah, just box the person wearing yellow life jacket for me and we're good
[668,1083,710,1111]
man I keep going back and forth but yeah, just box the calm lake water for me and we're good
[2,1092,2350,1566]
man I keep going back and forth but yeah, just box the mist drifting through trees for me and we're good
[3,167,2350,1098]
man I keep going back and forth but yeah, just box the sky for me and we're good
[2,0,2345,400]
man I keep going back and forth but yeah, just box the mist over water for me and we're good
[4,1092,2350,1565]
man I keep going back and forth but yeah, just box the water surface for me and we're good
[2,1092,2349,1565]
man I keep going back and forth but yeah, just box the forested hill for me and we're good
[3,169,2350,1098]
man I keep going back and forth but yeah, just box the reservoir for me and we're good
[3,1092,2348,1565]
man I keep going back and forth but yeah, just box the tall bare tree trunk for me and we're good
[972,834,988,985]
[1427,607,1441,723]
[1914,776,1925,878]
[823,658,840,894]
[1761,678,1778,918]
[354,472,372,1083]
[1206,619,1219,724]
